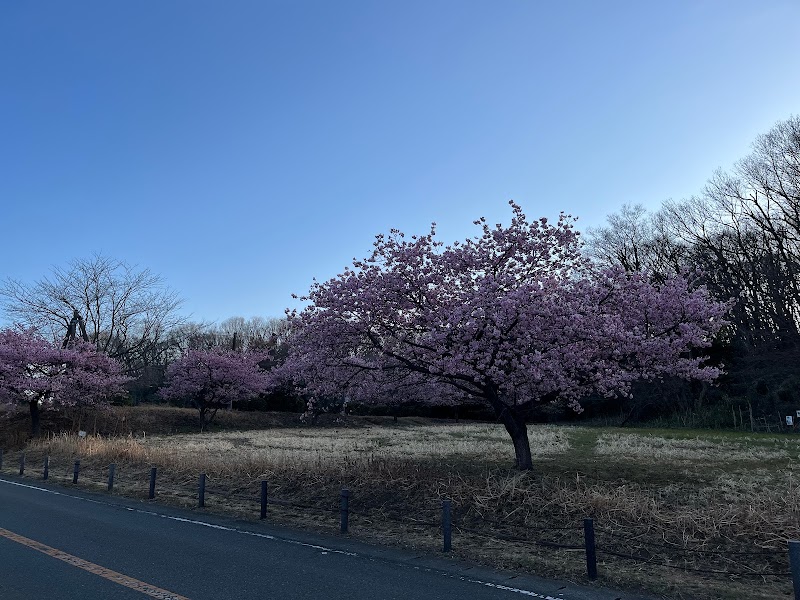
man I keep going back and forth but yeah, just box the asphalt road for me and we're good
[0,475,652,600]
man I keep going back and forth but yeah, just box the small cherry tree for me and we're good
[0,329,129,436]
[159,348,269,431]
[284,202,729,470]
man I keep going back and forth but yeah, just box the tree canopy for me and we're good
[0,328,129,436]
[282,202,729,469]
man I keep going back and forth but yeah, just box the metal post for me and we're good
[442,499,452,552]
[0,448,4,470]
[73,460,80,484]
[19,453,25,476]
[260,481,267,519]
[198,473,206,508]
[340,488,350,534]
[148,467,157,499]
[43,456,49,480]
[789,540,800,600]
[584,518,598,580]
[108,464,116,492]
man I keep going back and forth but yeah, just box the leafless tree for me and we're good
[216,316,291,351]
[664,117,800,347]
[590,117,800,350]
[585,203,687,282]
[1,253,184,374]
[165,316,291,359]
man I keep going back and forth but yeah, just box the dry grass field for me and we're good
[3,412,799,600]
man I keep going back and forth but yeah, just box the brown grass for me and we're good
[2,411,797,600]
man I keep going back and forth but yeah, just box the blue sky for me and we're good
[1,0,799,323]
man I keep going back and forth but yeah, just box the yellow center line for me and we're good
[0,527,191,600]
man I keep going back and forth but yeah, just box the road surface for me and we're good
[0,475,651,600]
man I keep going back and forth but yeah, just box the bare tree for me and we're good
[164,316,291,364]
[590,118,800,350]
[216,316,291,352]
[659,117,800,347]
[584,116,800,425]
[1,253,184,374]
[585,203,687,282]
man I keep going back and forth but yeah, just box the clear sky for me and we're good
[1,0,799,324]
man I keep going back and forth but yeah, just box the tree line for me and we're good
[585,115,800,424]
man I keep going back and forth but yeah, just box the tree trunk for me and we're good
[29,399,40,437]
[495,403,533,470]
[199,406,207,432]
[484,386,534,470]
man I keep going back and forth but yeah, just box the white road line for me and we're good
[0,477,355,556]
[0,476,568,599]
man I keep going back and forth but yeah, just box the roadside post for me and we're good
[789,540,800,600]
[442,500,452,552]
[584,518,598,580]
[148,467,157,499]
[340,488,350,534]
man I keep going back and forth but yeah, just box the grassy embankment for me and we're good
[1,406,798,600]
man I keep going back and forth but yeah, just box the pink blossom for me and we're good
[280,202,729,469]
[159,348,269,431]
[0,328,129,436]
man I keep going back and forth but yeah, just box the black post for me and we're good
[260,481,268,519]
[72,460,80,484]
[19,453,25,476]
[43,456,49,480]
[108,464,116,492]
[198,473,206,508]
[584,518,598,580]
[340,488,350,534]
[442,499,452,552]
[0,448,4,470]
[789,540,800,600]
[148,467,157,499]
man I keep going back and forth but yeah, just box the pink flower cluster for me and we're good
[0,328,129,411]
[283,201,729,415]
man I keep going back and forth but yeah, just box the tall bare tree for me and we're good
[1,253,184,374]
[590,117,800,350]
[585,203,687,282]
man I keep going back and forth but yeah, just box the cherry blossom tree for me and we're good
[0,329,129,436]
[283,202,729,470]
[159,348,270,431]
